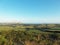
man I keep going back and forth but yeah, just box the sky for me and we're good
[0,0,60,24]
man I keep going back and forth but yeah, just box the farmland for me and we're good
[0,24,60,45]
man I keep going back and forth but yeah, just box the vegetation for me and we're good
[0,24,60,45]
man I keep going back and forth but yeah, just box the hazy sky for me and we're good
[0,0,60,23]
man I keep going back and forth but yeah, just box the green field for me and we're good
[0,24,60,45]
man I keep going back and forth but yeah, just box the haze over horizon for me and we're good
[0,0,60,24]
